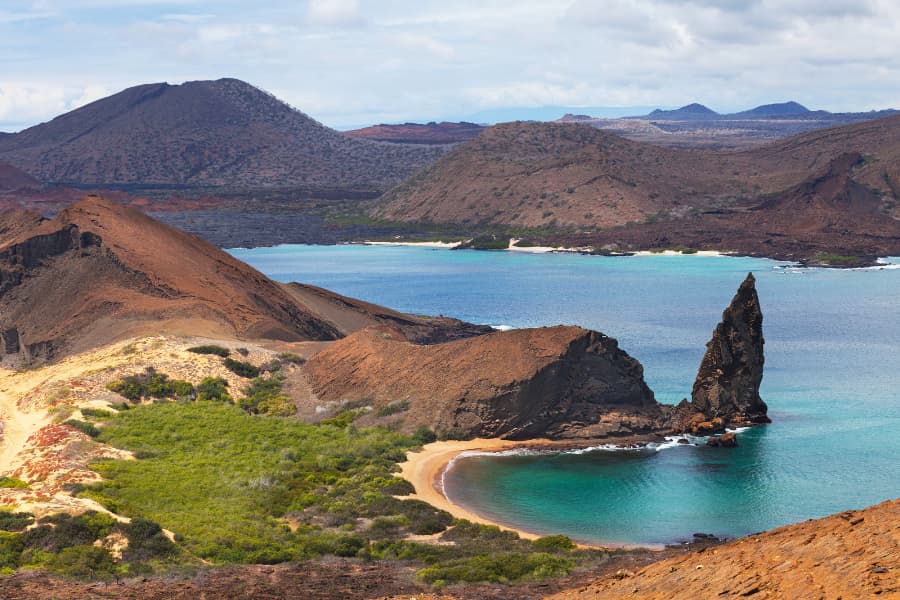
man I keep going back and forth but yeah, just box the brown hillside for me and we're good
[343,122,486,144]
[569,152,900,263]
[0,195,341,361]
[305,325,660,439]
[548,498,899,600]
[376,116,900,232]
[0,79,446,191]
[0,196,484,363]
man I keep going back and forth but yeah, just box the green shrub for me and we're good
[65,419,100,438]
[21,512,116,553]
[375,400,410,418]
[239,374,293,415]
[532,534,576,552]
[0,477,29,490]
[223,358,260,378]
[80,408,114,420]
[0,512,33,532]
[397,500,453,535]
[107,368,194,402]
[412,427,437,445]
[276,352,306,365]
[0,532,23,569]
[187,345,231,357]
[121,517,176,562]
[195,377,232,403]
[48,545,117,581]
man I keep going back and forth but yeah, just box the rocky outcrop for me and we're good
[304,325,660,440]
[688,273,769,429]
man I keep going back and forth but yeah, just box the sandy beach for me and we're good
[631,249,731,257]
[398,438,561,541]
[362,240,463,249]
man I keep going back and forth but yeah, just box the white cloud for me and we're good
[3,0,900,129]
[0,82,113,131]
[306,0,365,28]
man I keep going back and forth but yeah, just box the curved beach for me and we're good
[398,438,565,542]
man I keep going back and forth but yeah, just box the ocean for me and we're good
[230,245,900,546]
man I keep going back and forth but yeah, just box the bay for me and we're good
[230,245,900,546]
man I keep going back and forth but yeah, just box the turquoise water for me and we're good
[230,245,900,545]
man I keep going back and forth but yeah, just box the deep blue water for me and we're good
[230,245,900,546]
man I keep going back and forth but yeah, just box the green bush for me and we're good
[48,545,117,581]
[532,534,576,552]
[0,477,30,489]
[187,345,231,357]
[0,512,34,532]
[195,377,232,403]
[121,517,176,562]
[223,358,260,378]
[412,427,437,445]
[21,512,116,553]
[276,352,306,365]
[65,419,100,438]
[239,374,293,415]
[80,408,114,420]
[375,400,410,418]
[0,532,23,569]
[107,368,194,402]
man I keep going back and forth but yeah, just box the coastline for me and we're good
[397,438,548,540]
[361,240,462,249]
[397,438,656,549]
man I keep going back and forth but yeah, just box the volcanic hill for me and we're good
[375,116,900,262]
[0,79,446,192]
[0,196,486,363]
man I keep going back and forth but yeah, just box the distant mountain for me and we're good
[343,121,486,144]
[375,115,900,261]
[735,101,810,117]
[647,103,719,119]
[0,79,446,191]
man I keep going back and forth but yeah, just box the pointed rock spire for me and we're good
[690,272,769,427]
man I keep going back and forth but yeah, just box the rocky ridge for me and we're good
[0,196,484,363]
[305,325,659,439]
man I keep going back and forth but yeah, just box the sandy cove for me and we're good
[398,438,547,540]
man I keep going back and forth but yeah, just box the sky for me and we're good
[2,0,900,131]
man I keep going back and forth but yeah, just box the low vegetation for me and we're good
[222,358,260,378]
[0,510,176,579]
[71,401,597,584]
[106,368,194,402]
[187,345,231,357]
[810,252,860,266]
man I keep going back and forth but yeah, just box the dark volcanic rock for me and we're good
[304,325,660,440]
[689,273,769,427]
[706,432,738,447]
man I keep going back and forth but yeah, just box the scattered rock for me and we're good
[707,432,738,447]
